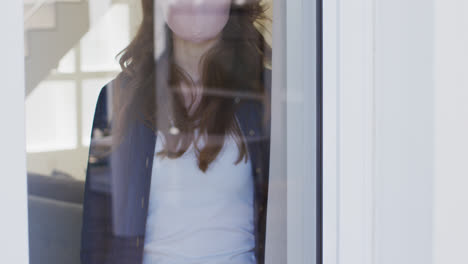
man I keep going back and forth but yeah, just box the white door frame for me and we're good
[323,0,375,263]
[0,1,30,263]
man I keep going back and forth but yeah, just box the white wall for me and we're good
[433,1,468,263]
[0,1,30,263]
[374,0,435,263]
[373,1,468,263]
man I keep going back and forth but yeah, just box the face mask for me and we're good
[160,0,232,43]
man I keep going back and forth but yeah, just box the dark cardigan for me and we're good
[80,70,271,264]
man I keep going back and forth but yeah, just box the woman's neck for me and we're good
[172,34,220,82]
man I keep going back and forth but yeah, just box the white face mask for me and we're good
[160,0,232,43]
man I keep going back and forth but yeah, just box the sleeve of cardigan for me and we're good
[80,85,114,263]
[79,84,140,264]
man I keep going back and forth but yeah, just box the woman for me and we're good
[80,0,272,263]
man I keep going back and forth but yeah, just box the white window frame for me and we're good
[266,0,319,263]
[0,1,30,263]
[286,0,318,262]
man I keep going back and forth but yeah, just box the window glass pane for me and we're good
[25,80,77,152]
[80,4,130,72]
[21,1,319,263]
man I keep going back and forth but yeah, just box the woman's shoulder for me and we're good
[94,72,134,119]
[99,72,130,96]
[93,72,130,126]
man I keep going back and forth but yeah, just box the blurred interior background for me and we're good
[25,0,142,181]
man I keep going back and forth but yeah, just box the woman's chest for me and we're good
[149,134,254,206]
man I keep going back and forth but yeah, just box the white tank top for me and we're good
[143,132,256,264]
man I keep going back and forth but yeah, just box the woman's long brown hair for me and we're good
[113,0,271,172]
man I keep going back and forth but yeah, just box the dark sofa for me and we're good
[27,173,85,264]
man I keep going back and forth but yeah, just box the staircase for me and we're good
[24,0,90,97]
